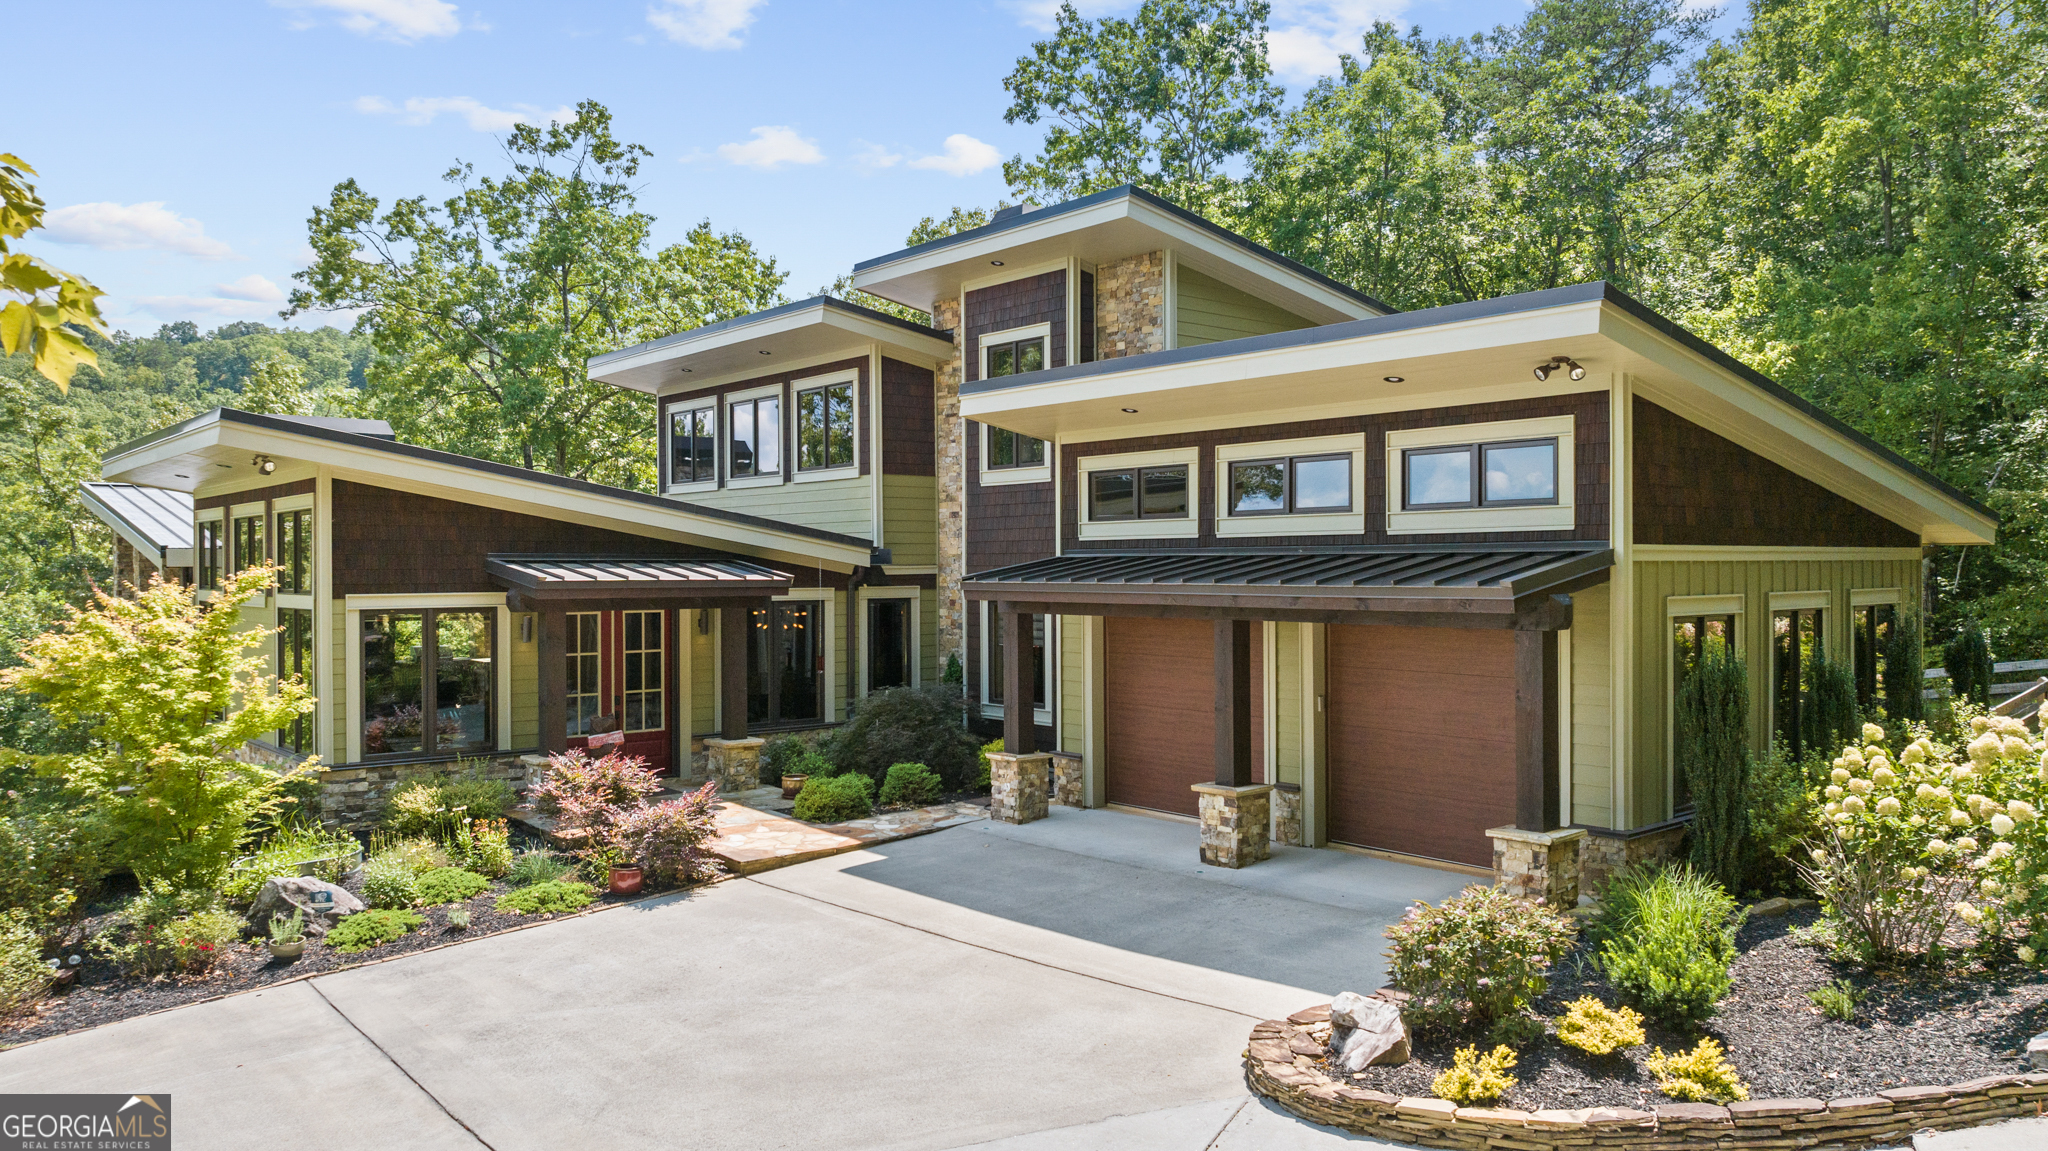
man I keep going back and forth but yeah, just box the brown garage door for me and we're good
[1104,617,1262,816]
[1327,624,1515,867]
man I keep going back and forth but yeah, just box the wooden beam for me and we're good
[1515,627,1562,831]
[1002,604,1035,754]
[720,602,754,740]
[537,609,567,757]
[1215,619,1253,787]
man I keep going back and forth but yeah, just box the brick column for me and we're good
[988,750,1049,824]
[1487,825,1587,908]
[1193,783,1273,868]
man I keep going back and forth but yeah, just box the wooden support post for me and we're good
[1215,618,1253,787]
[1002,604,1034,754]
[537,609,567,757]
[721,602,754,741]
[1515,626,1562,831]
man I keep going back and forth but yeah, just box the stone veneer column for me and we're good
[1193,783,1274,868]
[1049,751,1084,807]
[704,737,765,795]
[1487,825,1587,908]
[988,750,1050,824]
[1271,785,1304,847]
[931,296,967,675]
[1093,251,1167,359]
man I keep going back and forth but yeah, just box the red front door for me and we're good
[565,609,673,775]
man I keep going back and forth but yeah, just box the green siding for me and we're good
[1175,265,1314,348]
[1060,615,1085,753]
[685,474,874,541]
[330,601,348,758]
[511,613,537,750]
[1271,622,1304,788]
[883,474,938,567]
[691,611,718,738]
[1568,584,1613,828]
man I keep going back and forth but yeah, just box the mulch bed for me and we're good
[0,868,683,1050]
[1332,907,2048,1110]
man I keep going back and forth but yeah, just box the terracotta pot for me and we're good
[268,940,306,961]
[608,866,644,896]
[781,774,808,800]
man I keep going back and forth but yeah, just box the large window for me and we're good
[231,513,264,574]
[361,609,495,758]
[1853,602,1899,715]
[197,518,223,590]
[1228,454,1352,516]
[1088,465,1188,522]
[276,508,311,594]
[984,335,1045,378]
[866,598,911,692]
[748,602,821,726]
[986,608,1048,711]
[279,607,314,754]
[729,393,782,479]
[1671,610,1738,807]
[1402,438,1559,510]
[622,610,664,732]
[1772,606,1825,759]
[986,426,1045,470]
[669,404,716,486]
[797,380,854,471]
[567,612,602,737]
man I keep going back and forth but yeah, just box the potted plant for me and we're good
[780,772,808,800]
[267,910,307,960]
[590,844,642,896]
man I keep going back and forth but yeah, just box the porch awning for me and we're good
[963,545,1612,626]
[486,554,792,608]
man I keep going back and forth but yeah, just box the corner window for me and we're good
[1089,465,1188,522]
[1401,438,1559,510]
[231,513,264,573]
[797,380,855,471]
[669,404,716,485]
[197,518,223,590]
[361,609,495,758]
[729,394,782,479]
[1228,454,1352,516]
[985,336,1045,378]
[276,508,311,594]
[987,426,1045,470]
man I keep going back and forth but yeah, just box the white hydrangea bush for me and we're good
[1798,711,2048,965]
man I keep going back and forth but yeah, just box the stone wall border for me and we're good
[1245,1005,2048,1150]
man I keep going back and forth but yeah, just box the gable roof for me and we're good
[587,296,957,394]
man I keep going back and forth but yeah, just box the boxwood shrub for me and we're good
[792,773,873,823]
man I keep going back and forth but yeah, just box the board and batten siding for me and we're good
[329,601,349,760]
[510,612,538,750]
[1060,614,1085,754]
[1174,265,1314,347]
[1270,622,1305,789]
[1568,584,1614,829]
[1625,552,1922,827]
[882,474,938,567]
[684,474,874,542]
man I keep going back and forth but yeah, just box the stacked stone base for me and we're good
[989,751,1050,824]
[1489,826,1586,908]
[307,754,541,830]
[1247,1010,2048,1150]
[705,737,765,795]
[1194,783,1272,868]
[1272,785,1303,847]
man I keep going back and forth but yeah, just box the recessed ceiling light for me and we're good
[990,260,1004,266]
[679,367,693,373]
[1121,407,1138,413]
[174,474,189,479]
[1383,375,1404,383]
[216,463,233,469]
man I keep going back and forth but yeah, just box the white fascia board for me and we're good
[1597,306,1995,546]
[593,304,954,392]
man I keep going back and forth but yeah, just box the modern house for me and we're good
[92,185,1995,890]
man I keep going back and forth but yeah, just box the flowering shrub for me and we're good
[94,882,246,975]
[453,819,514,878]
[1798,713,2047,964]
[611,782,722,887]
[1431,1045,1517,1105]
[1384,885,1576,1035]
[1555,997,1645,1056]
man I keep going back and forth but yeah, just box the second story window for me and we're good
[1228,454,1352,515]
[232,513,264,574]
[1089,465,1188,521]
[985,336,1046,378]
[197,518,223,590]
[987,426,1045,470]
[729,393,782,479]
[669,404,716,485]
[1402,438,1559,510]
[797,380,854,470]
[276,508,311,593]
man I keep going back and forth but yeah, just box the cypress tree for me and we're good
[1802,655,1859,753]
[1884,607,1926,722]
[1943,624,1994,706]
[1676,646,1751,892]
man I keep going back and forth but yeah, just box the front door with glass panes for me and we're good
[564,610,672,775]
[748,602,823,727]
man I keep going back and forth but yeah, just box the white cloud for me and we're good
[1003,0,1129,33]
[716,126,824,170]
[214,274,287,303]
[647,0,766,49]
[131,294,280,320]
[1266,0,1410,81]
[272,0,461,42]
[852,141,903,171]
[41,202,236,261]
[355,96,576,132]
[908,134,1002,177]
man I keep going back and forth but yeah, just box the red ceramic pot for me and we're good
[608,866,644,896]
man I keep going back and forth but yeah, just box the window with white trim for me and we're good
[196,516,224,590]
[986,426,1045,470]
[1088,465,1188,521]
[984,335,1045,378]
[728,393,781,478]
[668,403,717,486]
[1228,453,1352,516]
[796,379,855,471]
[1402,438,1559,509]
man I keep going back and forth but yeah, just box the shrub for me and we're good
[1647,1038,1749,1103]
[451,819,514,878]
[267,909,306,945]
[326,908,423,953]
[612,783,722,887]
[94,882,247,976]
[384,772,518,842]
[361,838,447,909]
[0,759,111,943]
[445,907,471,930]
[496,880,594,915]
[793,749,837,780]
[1807,979,1863,1021]
[828,685,980,788]
[760,733,811,782]
[415,867,490,905]
[1741,746,1819,896]
[528,750,660,868]
[792,772,874,823]
[1432,1045,1517,1106]
[1384,885,1575,1034]
[1554,997,1646,1055]
[943,652,963,685]
[1943,624,1995,706]
[0,566,314,889]
[1676,646,1751,891]
[1593,866,1740,1027]
[222,820,360,904]
[0,909,51,1020]
[878,762,943,807]
[508,849,573,888]
[975,738,1001,790]
[1884,607,1926,722]
[1801,655,1860,761]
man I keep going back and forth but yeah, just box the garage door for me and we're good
[1327,624,1515,867]
[1104,617,1262,816]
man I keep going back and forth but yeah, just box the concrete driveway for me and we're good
[1,807,2035,1150]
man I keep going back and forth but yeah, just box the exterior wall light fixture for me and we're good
[253,454,277,475]
[1533,355,1586,382]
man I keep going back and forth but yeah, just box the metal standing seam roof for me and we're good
[485,555,792,592]
[964,546,1614,600]
[79,482,194,551]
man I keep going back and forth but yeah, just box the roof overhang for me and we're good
[101,410,874,571]
[959,284,1994,548]
[486,555,792,611]
[851,186,1391,324]
[587,297,957,396]
[79,483,194,568]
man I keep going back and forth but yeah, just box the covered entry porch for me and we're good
[964,546,1612,890]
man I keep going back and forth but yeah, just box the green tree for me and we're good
[0,155,108,391]
[1675,646,1752,891]
[0,566,313,888]
[1002,0,1284,214]
[289,101,784,490]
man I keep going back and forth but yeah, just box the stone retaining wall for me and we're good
[1246,1007,2048,1150]
[310,756,540,830]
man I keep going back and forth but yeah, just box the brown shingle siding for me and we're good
[964,271,1066,384]
[880,357,935,476]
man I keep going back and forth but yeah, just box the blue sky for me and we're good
[12,1,1735,337]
